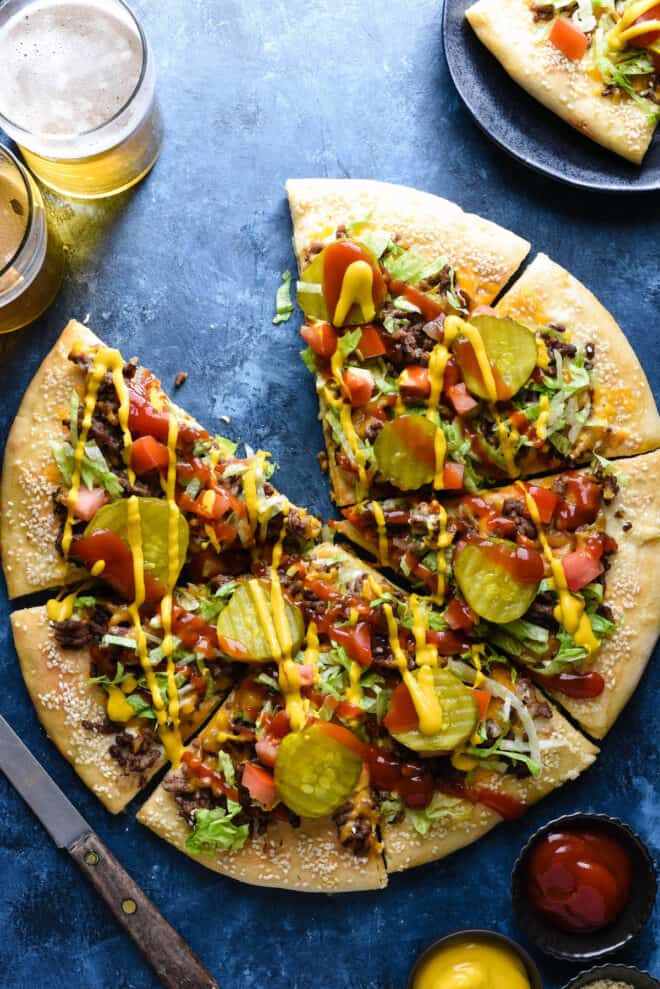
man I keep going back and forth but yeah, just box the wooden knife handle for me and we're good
[70,831,219,989]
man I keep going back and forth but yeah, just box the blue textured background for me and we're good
[1,2,659,987]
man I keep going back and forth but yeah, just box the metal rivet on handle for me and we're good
[84,850,99,866]
[121,898,137,915]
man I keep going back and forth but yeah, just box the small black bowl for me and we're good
[563,963,660,989]
[511,813,656,962]
[406,928,542,989]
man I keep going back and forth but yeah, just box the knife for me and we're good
[0,715,219,989]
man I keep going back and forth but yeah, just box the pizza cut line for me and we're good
[2,179,659,893]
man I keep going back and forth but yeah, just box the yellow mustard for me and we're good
[413,939,531,989]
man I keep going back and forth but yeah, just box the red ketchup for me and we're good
[527,830,631,932]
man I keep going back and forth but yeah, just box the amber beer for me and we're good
[0,0,163,199]
[0,145,63,334]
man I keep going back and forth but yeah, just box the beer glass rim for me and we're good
[0,0,149,143]
[0,144,35,278]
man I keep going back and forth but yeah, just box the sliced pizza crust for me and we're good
[466,0,657,164]
[137,785,387,893]
[1,320,96,599]
[10,606,222,814]
[286,178,530,306]
[551,449,660,738]
[383,700,598,873]
[497,254,660,460]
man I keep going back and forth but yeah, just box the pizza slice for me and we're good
[287,181,660,508]
[334,449,660,739]
[138,542,597,890]
[1,319,320,600]
[466,0,660,164]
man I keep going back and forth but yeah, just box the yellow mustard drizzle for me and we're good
[325,348,368,490]
[383,602,444,735]
[108,358,135,487]
[608,0,660,48]
[537,337,550,371]
[125,495,183,764]
[346,661,363,708]
[268,511,307,730]
[46,588,81,622]
[90,559,105,576]
[518,484,599,654]
[434,504,451,603]
[62,347,125,558]
[156,411,183,765]
[106,685,135,723]
[333,260,375,326]
[371,501,389,565]
[426,337,454,488]
[304,620,320,684]
[536,394,551,441]
[242,460,259,531]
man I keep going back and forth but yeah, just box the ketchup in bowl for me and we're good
[527,830,631,933]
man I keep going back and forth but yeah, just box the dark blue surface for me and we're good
[1,3,658,988]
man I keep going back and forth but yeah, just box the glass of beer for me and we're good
[0,0,163,199]
[0,144,64,334]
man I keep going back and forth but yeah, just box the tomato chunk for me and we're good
[358,324,386,358]
[398,365,431,398]
[315,720,369,759]
[383,680,419,733]
[128,385,171,441]
[242,763,277,808]
[549,17,588,61]
[73,486,108,521]
[301,321,338,358]
[329,622,373,667]
[562,550,604,592]
[335,700,364,720]
[447,382,478,416]
[130,435,170,475]
[342,368,374,407]
[443,461,465,491]
[69,529,165,604]
[445,597,475,632]
[470,688,492,721]
[528,484,560,525]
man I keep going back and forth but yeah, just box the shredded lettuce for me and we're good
[186,802,249,854]
[125,694,157,720]
[339,327,363,358]
[379,794,404,824]
[273,270,294,324]
[52,438,123,499]
[346,221,392,259]
[407,793,473,835]
[216,751,236,787]
[197,581,237,623]
[300,347,318,375]
[214,434,238,458]
[384,246,449,286]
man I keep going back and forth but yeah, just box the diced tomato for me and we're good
[630,3,660,49]
[268,710,291,738]
[358,324,386,358]
[528,484,560,525]
[315,720,369,759]
[193,488,232,521]
[254,738,279,768]
[336,700,364,720]
[72,486,108,521]
[388,280,444,322]
[542,671,605,699]
[300,321,338,358]
[442,357,462,395]
[443,461,465,490]
[342,367,374,407]
[398,365,431,398]
[471,688,492,722]
[487,515,517,539]
[447,382,478,416]
[128,383,171,441]
[176,457,212,488]
[383,680,419,734]
[445,597,475,632]
[329,622,373,667]
[242,763,277,808]
[549,17,588,60]
[130,435,170,475]
[561,551,604,592]
[426,628,470,655]
[297,664,316,687]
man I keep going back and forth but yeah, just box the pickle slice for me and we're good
[274,724,362,818]
[455,315,537,401]
[392,667,478,754]
[373,414,437,490]
[85,497,189,589]
[454,540,539,624]
[297,240,382,324]
[216,579,305,661]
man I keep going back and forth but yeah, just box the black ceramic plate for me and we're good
[443,0,660,192]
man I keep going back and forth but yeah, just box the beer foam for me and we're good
[0,0,143,139]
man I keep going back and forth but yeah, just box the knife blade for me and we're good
[0,715,220,989]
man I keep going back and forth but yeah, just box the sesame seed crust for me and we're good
[466,0,656,164]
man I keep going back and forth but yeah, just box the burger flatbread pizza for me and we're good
[334,450,660,739]
[286,181,660,508]
[466,0,660,164]
[137,542,598,889]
